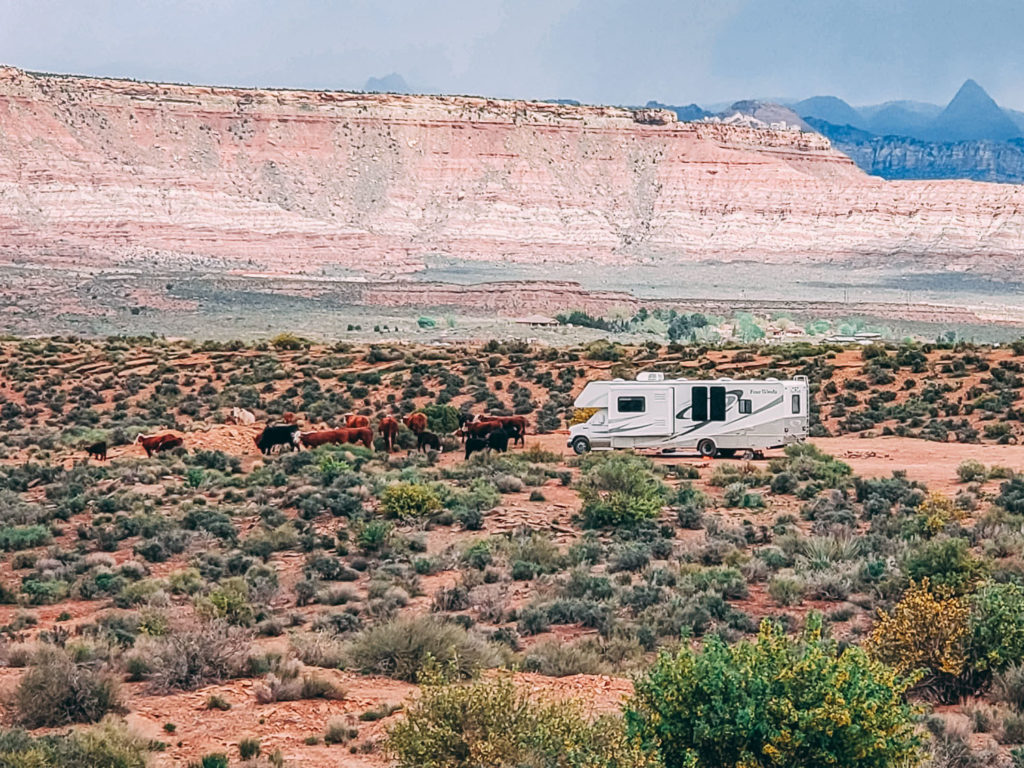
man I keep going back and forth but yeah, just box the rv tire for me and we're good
[697,439,717,458]
[571,437,591,455]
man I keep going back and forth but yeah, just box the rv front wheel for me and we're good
[571,437,591,455]
[697,439,717,458]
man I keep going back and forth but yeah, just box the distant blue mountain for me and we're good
[364,73,412,94]
[644,100,711,122]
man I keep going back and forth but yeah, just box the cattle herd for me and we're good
[84,409,531,463]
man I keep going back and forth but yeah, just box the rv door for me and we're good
[608,386,674,443]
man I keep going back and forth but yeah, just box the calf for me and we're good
[403,412,428,434]
[379,417,399,452]
[464,435,487,460]
[255,424,301,455]
[487,428,510,453]
[135,433,184,457]
[345,414,370,429]
[417,431,442,453]
[85,441,108,461]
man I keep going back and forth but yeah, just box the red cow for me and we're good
[403,413,428,434]
[345,414,370,429]
[301,427,373,449]
[135,433,184,457]
[282,412,297,424]
[379,417,399,452]
[461,419,504,439]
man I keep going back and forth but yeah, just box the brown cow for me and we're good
[135,433,184,457]
[301,427,373,449]
[481,415,528,446]
[461,419,504,439]
[403,412,428,434]
[345,413,370,429]
[379,417,399,452]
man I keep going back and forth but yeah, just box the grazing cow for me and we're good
[461,419,503,439]
[484,416,528,446]
[229,407,256,425]
[254,424,301,455]
[345,414,370,429]
[403,412,428,434]
[85,441,108,461]
[487,428,510,453]
[135,433,184,457]
[464,435,487,460]
[300,427,373,449]
[417,431,442,453]
[379,417,399,452]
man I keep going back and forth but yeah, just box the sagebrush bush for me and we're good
[385,672,656,768]
[14,646,121,727]
[141,621,251,692]
[0,718,151,767]
[379,483,442,520]
[576,453,667,528]
[347,615,498,682]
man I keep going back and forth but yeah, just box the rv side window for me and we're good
[617,396,646,413]
[710,387,727,421]
[691,386,708,421]
[739,399,752,414]
[792,394,801,414]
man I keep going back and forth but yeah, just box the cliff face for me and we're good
[808,118,1024,183]
[1,66,1023,278]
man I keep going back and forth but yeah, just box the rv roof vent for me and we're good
[765,377,779,382]
[636,372,665,382]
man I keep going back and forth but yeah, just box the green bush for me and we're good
[0,524,52,551]
[385,672,656,768]
[379,484,442,520]
[626,615,923,768]
[957,459,988,483]
[420,404,460,434]
[0,718,152,767]
[576,453,668,528]
[970,581,1024,677]
[904,537,984,593]
[347,615,498,682]
[14,646,121,727]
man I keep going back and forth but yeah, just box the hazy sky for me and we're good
[3,0,1024,109]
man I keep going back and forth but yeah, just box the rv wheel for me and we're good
[697,439,717,458]
[571,437,591,455]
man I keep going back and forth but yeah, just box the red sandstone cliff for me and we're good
[0,66,1022,277]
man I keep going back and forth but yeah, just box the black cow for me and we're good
[417,431,442,453]
[505,423,524,447]
[464,435,487,460]
[487,428,510,453]
[85,441,108,461]
[457,412,474,442]
[255,424,300,455]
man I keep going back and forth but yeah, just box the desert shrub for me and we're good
[627,615,922,768]
[0,718,152,767]
[143,621,251,692]
[13,646,121,727]
[904,537,984,594]
[347,615,498,682]
[674,482,707,529]
[385,672,655,768]
[379,484,442,520]
[524,637,610,677]
[767,574,805,607]
[993,664,1024,711]
[576,453,668,528]
[957,460,988,483]
[420,404,460,434]
[0,524,52,551]
[969,581,1024,678]
[866,579,969,700]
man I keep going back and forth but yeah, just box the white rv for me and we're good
[568,372,809,457]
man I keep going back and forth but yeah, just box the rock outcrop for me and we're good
[1,66,1023,279]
